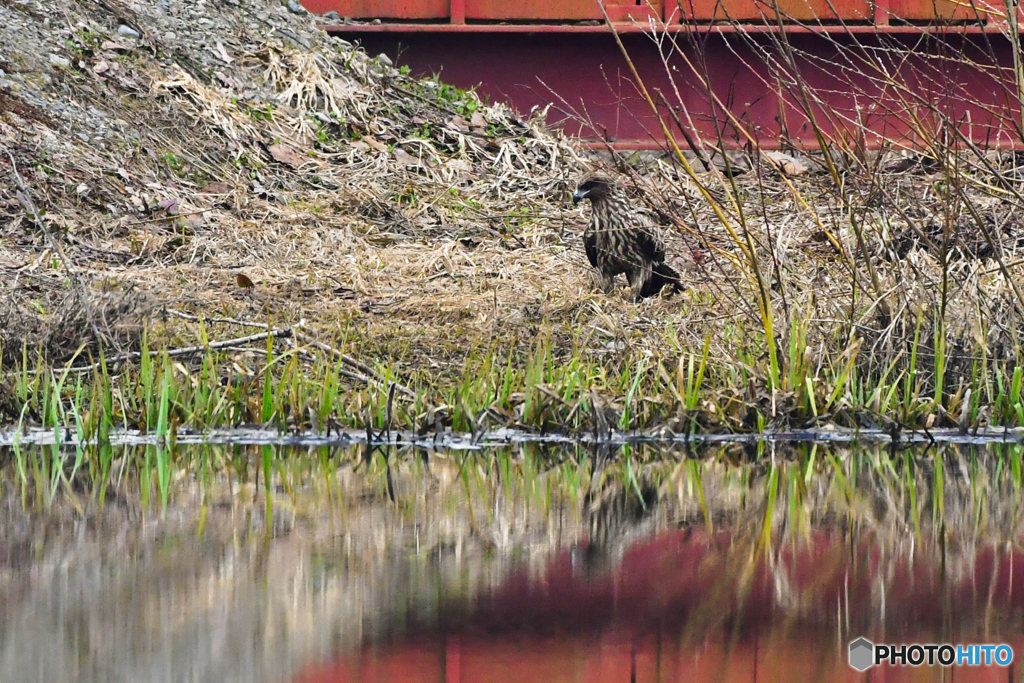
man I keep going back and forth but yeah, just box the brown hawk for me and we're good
[572,176,683,302]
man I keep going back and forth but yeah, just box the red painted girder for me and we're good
[301,0,448,18]
[320,21,1017,34]
[465,0,662,21]
[302,0,664,21]
[304,0,1012,23]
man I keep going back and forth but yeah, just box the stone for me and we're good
[287,0,305,13]
[763,151,811,177]
[376,53,392,67]
[322,11,341,22]
[117,24,141,38]
[48,54,70,68]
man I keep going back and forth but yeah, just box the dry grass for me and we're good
[0,0,603,368]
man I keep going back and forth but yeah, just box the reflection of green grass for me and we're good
[5,440,1020,568]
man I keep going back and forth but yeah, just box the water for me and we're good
[1,441,1022,682]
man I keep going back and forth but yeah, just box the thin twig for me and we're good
[69,326,297,371]
[164,308,415,397]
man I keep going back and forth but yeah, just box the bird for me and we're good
[572,175,683,302]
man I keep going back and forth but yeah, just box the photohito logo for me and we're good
[849,638,1014,671]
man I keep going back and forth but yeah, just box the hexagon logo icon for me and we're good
[849,637,875,672]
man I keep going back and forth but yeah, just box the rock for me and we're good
[117,24,141,38]
[163,31,176,41]
[0,79,15,90]
[322,11,341,22]
[287,0,305,13]
[48,54,70,68]
[765,150,825,175]
[692,151,750,177]
[75,132,90,143]
[764,151,809,177]
[376,53,393,67]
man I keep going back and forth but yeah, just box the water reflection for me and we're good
[1,442,1023,681]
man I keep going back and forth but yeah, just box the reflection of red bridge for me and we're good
[293,529,1024,681]
[306,1,1024,149]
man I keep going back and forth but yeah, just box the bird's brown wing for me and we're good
[635,206,665,226]
[631,210,666,263]
[584,229,599,268]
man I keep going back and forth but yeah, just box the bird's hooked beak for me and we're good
[572,189,588,206]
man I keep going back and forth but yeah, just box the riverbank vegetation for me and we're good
[2,0,1024,443]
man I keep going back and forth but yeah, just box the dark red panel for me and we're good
[674,0,872,22]
[465,0,663,21]
[886,0,987,21]
[343,30,1022,149]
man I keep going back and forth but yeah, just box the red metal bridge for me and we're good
[307,1,1024,150]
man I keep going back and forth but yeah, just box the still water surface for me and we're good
[1,441,1022,682]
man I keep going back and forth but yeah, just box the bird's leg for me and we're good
[600,271,615,295]
[628,266,652,303]
[626,271,640,302]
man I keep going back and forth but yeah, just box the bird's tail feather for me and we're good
[639,262,684,299]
